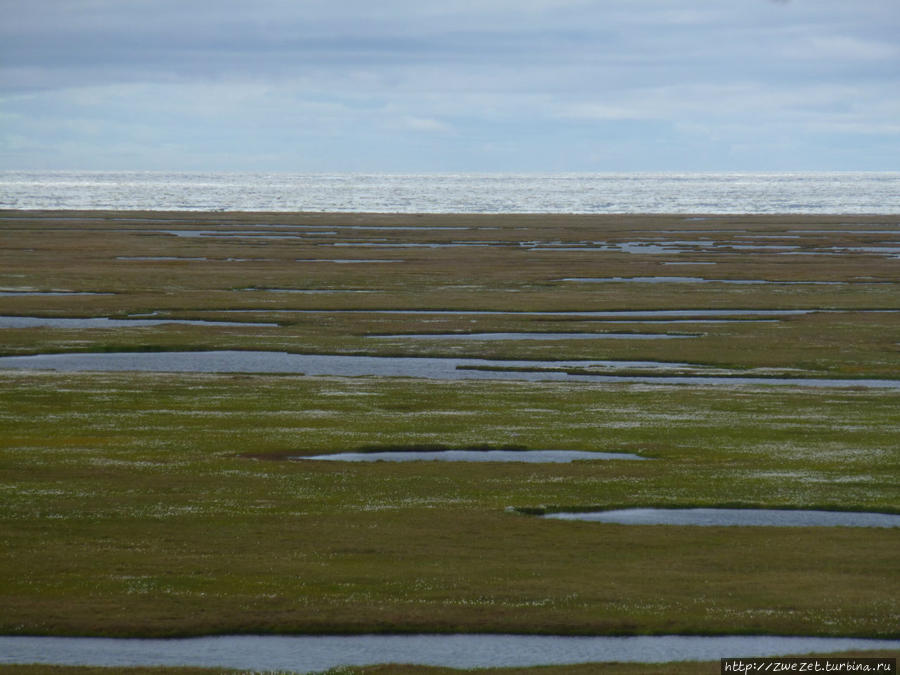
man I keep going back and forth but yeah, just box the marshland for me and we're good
[1,210,898,673]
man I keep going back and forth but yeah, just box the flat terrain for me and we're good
[0,211,898,668]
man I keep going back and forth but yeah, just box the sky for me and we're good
[1,0,898,172]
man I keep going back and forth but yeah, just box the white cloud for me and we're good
[778,34,899,61]
[399,116,453,133]
[1,0,898,170]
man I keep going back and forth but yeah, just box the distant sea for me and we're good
[1,171,899,214]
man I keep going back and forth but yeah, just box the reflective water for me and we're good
[2,634,898,671]
[298,450,647,463]
[332,241,493,248]
[239,288,376,294]
[1,351,899,388]
[116,256,208,261]
[563,277,846,285]
[216,308,815,318]
[0,291,113,296]
[0,316,278,329]
[4,171,899,213]
[295,258,402,263]
[367,332,697,340]
[543,508,900,528]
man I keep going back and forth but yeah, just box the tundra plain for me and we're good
[1,211,898,672]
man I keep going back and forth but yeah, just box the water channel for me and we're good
[0,316,278,329]
[562,277,848,285]
[1,350,898,388]
[2,634,898,671]
[367,332,698,340]
[297,449,647,463]
[542,508,900,528]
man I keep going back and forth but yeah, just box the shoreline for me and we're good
[3,208,900,218]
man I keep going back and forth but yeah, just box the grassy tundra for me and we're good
[0,211,897,669]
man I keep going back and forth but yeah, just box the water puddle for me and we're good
[1,634,897,671]
[239,288,376,294]
[297,450,647,463]
[295,258,402,264]
[1,350,898,388]
[0,290,113,296]
[336,225,470,231]
[367,332,698,341]
[791,229,899,234]
[542,508,900,528]
[217,309,815,318]
[563,277,846,285]
[528,242,678,254]
[332,241,492,248]
[116,256,208,261]
[0,316,278,329]
[162,230,312,239]
[834,246,900,255]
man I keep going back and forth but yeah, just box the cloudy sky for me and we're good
[2,0,898,172]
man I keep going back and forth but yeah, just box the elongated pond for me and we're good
[562,277,847,285]
[0,316,278,329]
[367,332,697,340]
[2,634,898,671]
[297,450,647,463]
[1,351,899,388]
[542,508,900,528]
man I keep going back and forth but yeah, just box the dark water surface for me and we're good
[0,316,278,329]
[0,291,114,296]
[367,332,698,340]
[298,450,647,463]
[543,508,900,528]
[563,276,847,285]
[1,350,899,388]
[2,634,898,671]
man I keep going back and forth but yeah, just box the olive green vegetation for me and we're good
[1,211,899,376]
[0,211,898,647]
[2,372,898,638]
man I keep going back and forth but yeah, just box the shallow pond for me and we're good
[543,508,900,528]
[239,288,376,293]
[295,258,402,263]
[332,241,492,247]
[2,634,897,671]
[0,290,114,296]
[367,332,697,341]
[116,256,208,261]
[297,450,647,463]
[162,230,316,239]
[212,308,816,318]
[563,277,846,285]
[1,351,899,389]
[0,316,278,329]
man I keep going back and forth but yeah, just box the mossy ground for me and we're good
[0,212,897,665]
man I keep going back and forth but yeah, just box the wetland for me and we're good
[540,508,900,528]
[1,210,898,671]
[3,634,899,671]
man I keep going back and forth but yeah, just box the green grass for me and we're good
[0,211,898,655]
[1,372,897,638]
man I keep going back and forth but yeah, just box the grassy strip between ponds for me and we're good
[1,371,898,639]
